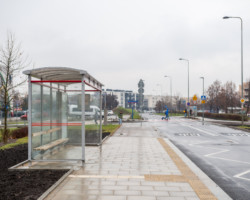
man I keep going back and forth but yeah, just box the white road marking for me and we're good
[189,141,250,165]
[205,149,229,157]
[189,141,209,146]
[181,123,218,136]
[234,170,250,181]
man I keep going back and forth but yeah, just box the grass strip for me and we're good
[0,137,28,150]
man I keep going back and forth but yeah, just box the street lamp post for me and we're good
[200,77,205,125]
[179,58,190,117]
[223,16,244,125]
[164,75,172,111]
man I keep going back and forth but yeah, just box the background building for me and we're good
[104,89,137,108]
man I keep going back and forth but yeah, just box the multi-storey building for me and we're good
[104,89,138,108]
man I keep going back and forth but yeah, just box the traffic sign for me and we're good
[201,100,206,104]
[181,100,186,105]
[193,95,197,101]
[138,88,144,93]
[187,102,190,106]
[201,95,206,100]
[240,98,245,103]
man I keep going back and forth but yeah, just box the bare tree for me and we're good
[155,100,164,113]
[220,81,240,113]
[102,94,119,110]
[0,33,28,143]
[173,93,183,112]
[206,80,222,113]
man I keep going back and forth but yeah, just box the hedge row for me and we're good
[197,112,248,121]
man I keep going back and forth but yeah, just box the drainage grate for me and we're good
[174,133,200,136]
[220,133,250,136]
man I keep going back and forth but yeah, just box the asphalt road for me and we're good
[142,113,250,200]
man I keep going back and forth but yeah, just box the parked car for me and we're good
[107,110,114,116]
[69,105,103,119]
[20,111,28,120]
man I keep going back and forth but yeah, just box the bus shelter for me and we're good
[23,67,103,165]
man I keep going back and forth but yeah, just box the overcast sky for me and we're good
[1,0,250,98]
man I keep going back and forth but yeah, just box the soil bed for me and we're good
[0,144,68,200]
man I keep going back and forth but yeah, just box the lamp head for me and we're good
[179,58,183,60]
[223,16,230,19]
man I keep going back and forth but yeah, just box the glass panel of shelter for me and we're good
[31,81,101,161]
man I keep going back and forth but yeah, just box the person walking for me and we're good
[118,111,123,125]
[184,109,187,117]
[165,108,169,120]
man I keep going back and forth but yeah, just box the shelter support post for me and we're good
[81,75,85,165]
[99,89,102,145]
[28,75,32,165]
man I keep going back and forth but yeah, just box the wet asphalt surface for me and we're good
[142,113,250,200]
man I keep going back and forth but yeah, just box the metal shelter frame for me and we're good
[23,67,103,165]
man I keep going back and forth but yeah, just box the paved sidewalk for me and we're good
[45,123,231,200]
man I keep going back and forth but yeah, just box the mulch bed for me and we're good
[0,144,68,200]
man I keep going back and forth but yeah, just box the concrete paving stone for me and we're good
[127,196,157,200]
[185,197,200,200]
[156,197,185,200]
[128,178,144,181]
[142,190,170,196]
[86,185,107,190]
[117,181,141,186]
[90,181,117,186]
[114,190,141,196]
[129,185,154,190]
[141,181,165,186]
[59,189,86,195]
[180,185,194,192]
[101,185,128,190]
[96,196,126,200]
[104,178,129,181]
[87,189,113,195]
[165,182,191,187]
[169,191,198,197]
[53,194,97,200]
[154,186,181,191]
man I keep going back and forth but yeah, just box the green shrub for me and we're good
[113,107,130,115]
[11,127,28,139]
[197,112,248,121]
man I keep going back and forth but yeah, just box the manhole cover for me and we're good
[220,133,250,136]
[174,133,200,136]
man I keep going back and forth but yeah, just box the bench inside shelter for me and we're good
[32,127,69,152]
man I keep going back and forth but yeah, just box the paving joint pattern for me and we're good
[157,138,217,200]
[44,123,225,200]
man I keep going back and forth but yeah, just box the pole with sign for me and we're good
[200,77,205,125]
[128,100,138,119]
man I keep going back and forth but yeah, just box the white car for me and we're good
[108,110,114,116]
[69,105,101,119]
